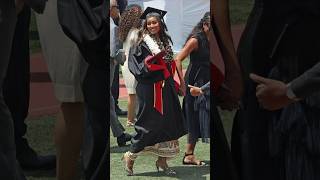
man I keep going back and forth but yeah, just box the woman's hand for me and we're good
[250,73,297,110]
[188,85,203,96]
[216,66,243,111]
[179,81,186,96]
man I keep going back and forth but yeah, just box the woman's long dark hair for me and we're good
[185,11,210,47]
[138,13,173,47]
[118,4,143,42]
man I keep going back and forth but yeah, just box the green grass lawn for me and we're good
[30,12,41,53]
[23,98,210,180]
[218,110,236,145]
[24,116,56,180]
[110,98,210,180]
[229,0,254,25]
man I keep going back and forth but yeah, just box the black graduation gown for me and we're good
[213,104,239,180]
[232,1,320,180]
[128,41,187,153]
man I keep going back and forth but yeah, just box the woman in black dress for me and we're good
[121,7,186,176]
[232,0,320,180]
[175,12,211,166]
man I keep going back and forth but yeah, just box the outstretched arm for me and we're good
[174,38,198,96]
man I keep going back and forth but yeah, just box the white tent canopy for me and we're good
[128,0,210,52]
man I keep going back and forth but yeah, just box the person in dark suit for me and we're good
[109,0,132,147]
[3,4,56,171]
[111,0,128,116]
[0,0,25,179]
[232,1,320,180]
[249,61,320,110]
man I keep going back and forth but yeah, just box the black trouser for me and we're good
[111,64,120,107]
[3,5,31,152]
[81,65,109,180]
[0,1,26,179]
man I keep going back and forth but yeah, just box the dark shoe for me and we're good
[19,154,56,171]
[156,159,176,175]
[16,138,56,171]
[115,106,128,116]
[117,133,132,147]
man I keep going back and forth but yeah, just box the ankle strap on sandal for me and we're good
[184,152,194,156]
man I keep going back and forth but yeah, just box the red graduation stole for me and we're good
[144,51,178,115]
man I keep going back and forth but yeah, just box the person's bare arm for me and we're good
[174,38,198,96]
[211,0,243,109]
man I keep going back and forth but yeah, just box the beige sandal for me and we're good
[122,152,136,176]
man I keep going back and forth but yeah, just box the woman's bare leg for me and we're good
[183,134,204,165]
[127,94,136,124]
[55,102,84,180]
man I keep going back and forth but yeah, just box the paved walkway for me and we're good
[28,25,245,118]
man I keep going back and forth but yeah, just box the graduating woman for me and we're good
[174,12,211,166]
[121,7,187,176]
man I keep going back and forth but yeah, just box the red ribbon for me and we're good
[144,52,178,115]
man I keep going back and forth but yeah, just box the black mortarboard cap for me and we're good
[140,7,167,19]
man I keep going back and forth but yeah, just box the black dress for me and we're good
[183,32,210,143]
[128,40,187,154]
[232,1,320,180]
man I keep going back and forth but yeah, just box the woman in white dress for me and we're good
[118,4,143,126]
[35,0,88,178]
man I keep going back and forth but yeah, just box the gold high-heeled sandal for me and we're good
[122,152,135,176]
[155,160,176,175]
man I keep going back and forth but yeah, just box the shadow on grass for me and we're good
[133,165,210,179]
[110,144,131,154]
[24,162,85,179]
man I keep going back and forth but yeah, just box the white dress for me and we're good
[120,28,139,95]
[35,0,88,102]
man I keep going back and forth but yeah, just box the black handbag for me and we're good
[57,0,108,69]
